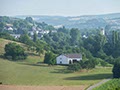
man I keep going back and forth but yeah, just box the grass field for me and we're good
[0,58,112,86]
[0,38,113,87]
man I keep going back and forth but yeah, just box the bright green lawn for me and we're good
[0,58,112,86]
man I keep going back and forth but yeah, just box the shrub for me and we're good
[82,59,96,69]
[105,56,114,64]
[100,60,108,67]
[67,63,82,72]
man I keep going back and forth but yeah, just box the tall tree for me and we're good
[112,31,119,48]
[33,32,37,42]
[44,52,56,65]
[112,57,120,78]
[70,28,80,45]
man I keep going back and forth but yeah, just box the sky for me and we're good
[0,0,120,16]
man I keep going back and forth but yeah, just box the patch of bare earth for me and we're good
[0,85,87,90]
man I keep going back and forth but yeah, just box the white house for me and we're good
[10,34,21,39]
[7,27,13,31]
[56,53,82,65]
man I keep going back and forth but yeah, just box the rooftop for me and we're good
[64,53,82,58]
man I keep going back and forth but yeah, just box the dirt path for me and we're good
[87,79,111,90]
[0,85,87,90]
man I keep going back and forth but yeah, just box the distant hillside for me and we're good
[16,13,120,30]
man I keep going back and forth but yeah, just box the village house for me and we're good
[10,34,21,39]
[56,53,82,65]
[5,24,14,31]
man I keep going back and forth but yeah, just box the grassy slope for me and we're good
[0,38,27,55]
[0,38,43,63]
[0,38,112,86]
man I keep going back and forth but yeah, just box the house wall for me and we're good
[69,58,82,61]
[56,55,69,64]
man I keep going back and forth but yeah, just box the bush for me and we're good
[100,60,108,67]
[44,52,56,65]
[82,59,96,69]
[105,56,114,64]
[4,42,27,60]
[96,58,109,67]
[67,63,82,72]
[112,57,120,78]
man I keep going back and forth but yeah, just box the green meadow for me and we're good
[0,58,112,86]
[0,38,112,86]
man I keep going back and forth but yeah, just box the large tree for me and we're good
[44,52,56,65]
[70,28,80,45]
[84,32,107,57]
[104,31,120,58]
[19,34,34,46]
[4,43,27,60]
[112,57,120,78]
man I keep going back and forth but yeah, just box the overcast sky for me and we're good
[0,0,120,16]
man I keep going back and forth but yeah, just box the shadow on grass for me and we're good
[18,62,49,67]
[64,73,112,80]
[51,68,72,74]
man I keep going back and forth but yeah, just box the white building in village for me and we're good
[56,53,82,65]
[10,34,21,39]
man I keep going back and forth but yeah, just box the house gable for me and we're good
[56,55,68,64]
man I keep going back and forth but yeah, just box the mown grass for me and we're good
[93,79,120,90]
[0,58,112,86]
